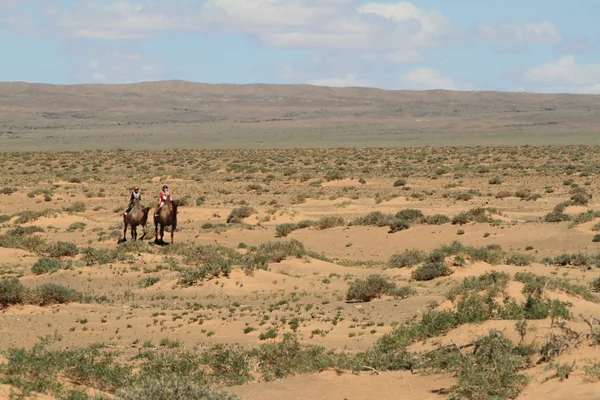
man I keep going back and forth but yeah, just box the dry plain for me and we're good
[2,82,600,400]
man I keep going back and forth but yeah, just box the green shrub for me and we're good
[505,253,535,266]
[388,286,416,300]
[346,275,396,302]
[227,206,257,223]
[449,330,529,400]
[393,178,406,187]
[32,283,84,305]
[316,216,344,230]
[0,277,25,308]
[351,211,395,227]
[388,249,427,268]
[423,214,450,225]
[45,241,79,257]
[115,376,241,400]
[31,257,62,275]
[488,176,502,185]
[395,209,424,223]
[138,277,160,288]
[412,262,454,281]
[275,223,297,237]
[388,219,411,233]
[64,202,87,213]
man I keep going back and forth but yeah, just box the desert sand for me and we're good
[1,84,600,399]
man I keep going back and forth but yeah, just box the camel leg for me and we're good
[132,225,137,241]
[139,224,147,241]
[121,221,128,243]
[171,224,176,244]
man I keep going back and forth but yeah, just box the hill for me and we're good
[1,80,599,151]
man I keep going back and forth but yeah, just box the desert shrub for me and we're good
[570,187,591,205]
[488,176,502,185]
[12,209,59,224]
[446,271,510,302]
[179,258,233,286]
[275,223,297,237]
[570,210,600,226]
[456,293,495,323]
[6,225,45,236]
[243,239,308,273]
[393,178,406,187]
[591,277,600,292]
[351,211,395,227]
[0,186,16,195]
[452,207,498,225]
[449,330,529,400]
[0,277,25,308]
[64,201,87,213]
[138,277,160,288]
[115,375,241,400]
[505,252,536,266]
[388,219,411,233]
[31,257,62,275]
[346,275,396,302]
[316,216,345,230]
[0,214,11,223]
[549,252,596,267]
[423,214,450,225]
[395,209,424,224]
[495,190,512,198]
[388,285,416,300]
[252,333,348,381]
[196,196,206,205]
[226,206,257,223]
[324,170,344,181]
[544,210,571,222]
[81,247,134,266]
[593,234,600,243]
[45,241,79,257]
[31,283,84,305]
[0,230,46,253]
[67,222,87,231]
[412,261,454,281]
[388,249,427,268]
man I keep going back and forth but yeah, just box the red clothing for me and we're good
[159,189,171,202]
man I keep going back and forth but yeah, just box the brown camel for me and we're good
[154,194,179,244]
[118,198,150,243]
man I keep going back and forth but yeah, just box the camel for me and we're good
[118,198,151,243]
[154,194,179,245]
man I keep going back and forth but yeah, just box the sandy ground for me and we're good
[2,147,600,399]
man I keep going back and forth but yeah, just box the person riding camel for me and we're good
[123,186,141,217]
[155,184,171,217]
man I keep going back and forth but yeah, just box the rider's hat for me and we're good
[133,186,139,190]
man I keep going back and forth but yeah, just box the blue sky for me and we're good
[1,0,599,93]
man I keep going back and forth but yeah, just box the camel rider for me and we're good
[123,186,141,216]
[155,184,171,217]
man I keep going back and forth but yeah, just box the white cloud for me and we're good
[306,73,375,88]
[45,0,200,39]
[0,0,23,9]
[383,49,426,63]
[398,68,465,90]
[522,55,600,93]
[475,21,562,43]
[67,44,165,83]
[358,1,453,45]
[202,0,456,50]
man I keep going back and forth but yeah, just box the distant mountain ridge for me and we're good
[1,80,599,151]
